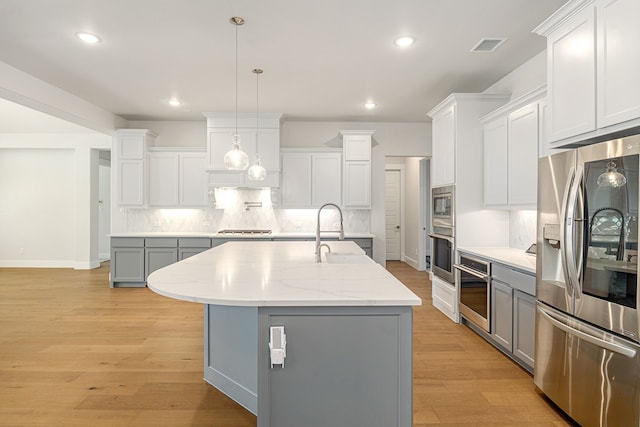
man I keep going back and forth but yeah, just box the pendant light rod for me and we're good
[253,68,263,138]
[248,68,267,181]
[224,16,249,171]
[230,17,244,136]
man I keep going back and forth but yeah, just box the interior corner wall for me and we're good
[0,148,76,267]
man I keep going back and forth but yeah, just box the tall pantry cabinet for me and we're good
[427,94,510,321]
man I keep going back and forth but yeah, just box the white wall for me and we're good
[0,149,76,266]
[0,133,111,268]
[483,51,546,100]
[0,61,126,133]
[127,120,206,147]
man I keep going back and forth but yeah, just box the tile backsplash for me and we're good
[509,210,537,250]
[126,188,370,233]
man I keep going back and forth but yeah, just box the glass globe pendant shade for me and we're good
[224,133,249,170]
[597,161,627,188]
[247,155,267,181]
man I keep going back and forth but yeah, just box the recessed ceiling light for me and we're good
[168,98,182,107]
[75,32,101,44]
[394,36,415,48]
[364,102,376,110]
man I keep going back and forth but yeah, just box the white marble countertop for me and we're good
[110,231,375,239]
[147,241,420,307]
[456,246,536,274]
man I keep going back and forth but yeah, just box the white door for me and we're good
[385,169,401,261]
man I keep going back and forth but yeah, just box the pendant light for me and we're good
[597,160,627,188]
[248,68,267,181]
[224,17,249,171]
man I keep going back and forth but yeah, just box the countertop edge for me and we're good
[456,246,536,275]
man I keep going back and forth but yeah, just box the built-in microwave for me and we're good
[432,185,454,234]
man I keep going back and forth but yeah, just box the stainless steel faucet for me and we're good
[315,203,344,262]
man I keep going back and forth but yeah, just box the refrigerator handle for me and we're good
[537,305,637,358]
[574,168,585,296]
[564,166,584,300]
[560,166,576,297]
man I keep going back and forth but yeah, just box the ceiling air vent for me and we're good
[470,38,506,53]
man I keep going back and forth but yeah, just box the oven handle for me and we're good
[453,264,490,281]
[428,233,454,243]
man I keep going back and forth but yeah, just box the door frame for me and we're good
[418,158,430,271]
[385,166,405,262]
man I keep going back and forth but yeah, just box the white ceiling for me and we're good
[0,0,567,125]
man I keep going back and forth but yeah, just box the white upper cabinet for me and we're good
[203,113,282,188]
[546,5,596,142]
[312,153,342,206]
[179,151,208,207]
[280,152,313,208]
[428,94,510,193]
[483,117,508,206]
[507,103,539,207]
[148,149,208,208]
[149,151,180,207]
[280,150,342,208]
[115,129,156,207]
[535,0,640,146]
[340,131,373,208]
[430,104,456,187]
[597,0,640,127]
[481,87,544,210]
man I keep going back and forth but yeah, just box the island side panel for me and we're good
[257,306,413,427]
[204,305,258,415]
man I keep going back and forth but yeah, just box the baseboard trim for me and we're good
[0,260,75,268]
[403,255,419,270]
[74,260,101,270]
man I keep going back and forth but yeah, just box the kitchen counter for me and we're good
[146,240,418,426]
[110,231,375,238]
[457,246,536,274]
[147,241,419,306]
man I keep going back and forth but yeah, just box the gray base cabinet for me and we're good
[258,307,412,427]
[490,263,536,371]
[513,290,536,367]
[204,304,413,427]
[144,238,178,279]
[178,237,212,260]
[491,280,513,351]
[110,236,373,287]
[110,238,145,288]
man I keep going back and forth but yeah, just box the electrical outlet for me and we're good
[152,221,161,227]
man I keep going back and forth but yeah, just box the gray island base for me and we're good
[147,241,420,427]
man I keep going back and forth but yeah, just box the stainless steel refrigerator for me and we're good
[536,135,640,427]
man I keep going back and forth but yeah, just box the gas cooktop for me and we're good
[217,229,273,235]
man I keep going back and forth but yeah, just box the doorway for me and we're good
[385,157,429,270]
[98,151,111,261]
[385,168,402,261]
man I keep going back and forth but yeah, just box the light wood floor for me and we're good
[0,261,575,426]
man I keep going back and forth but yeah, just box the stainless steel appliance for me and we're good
[431,185,454,233]
[536,135,640,427]
[430,185,455,283]
[455,254,491,332]
[218,229,273,235]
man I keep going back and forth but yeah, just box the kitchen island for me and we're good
[147,241,421,427]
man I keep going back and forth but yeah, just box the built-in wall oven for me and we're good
[430,185,455,284]
[454,254,491,332]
